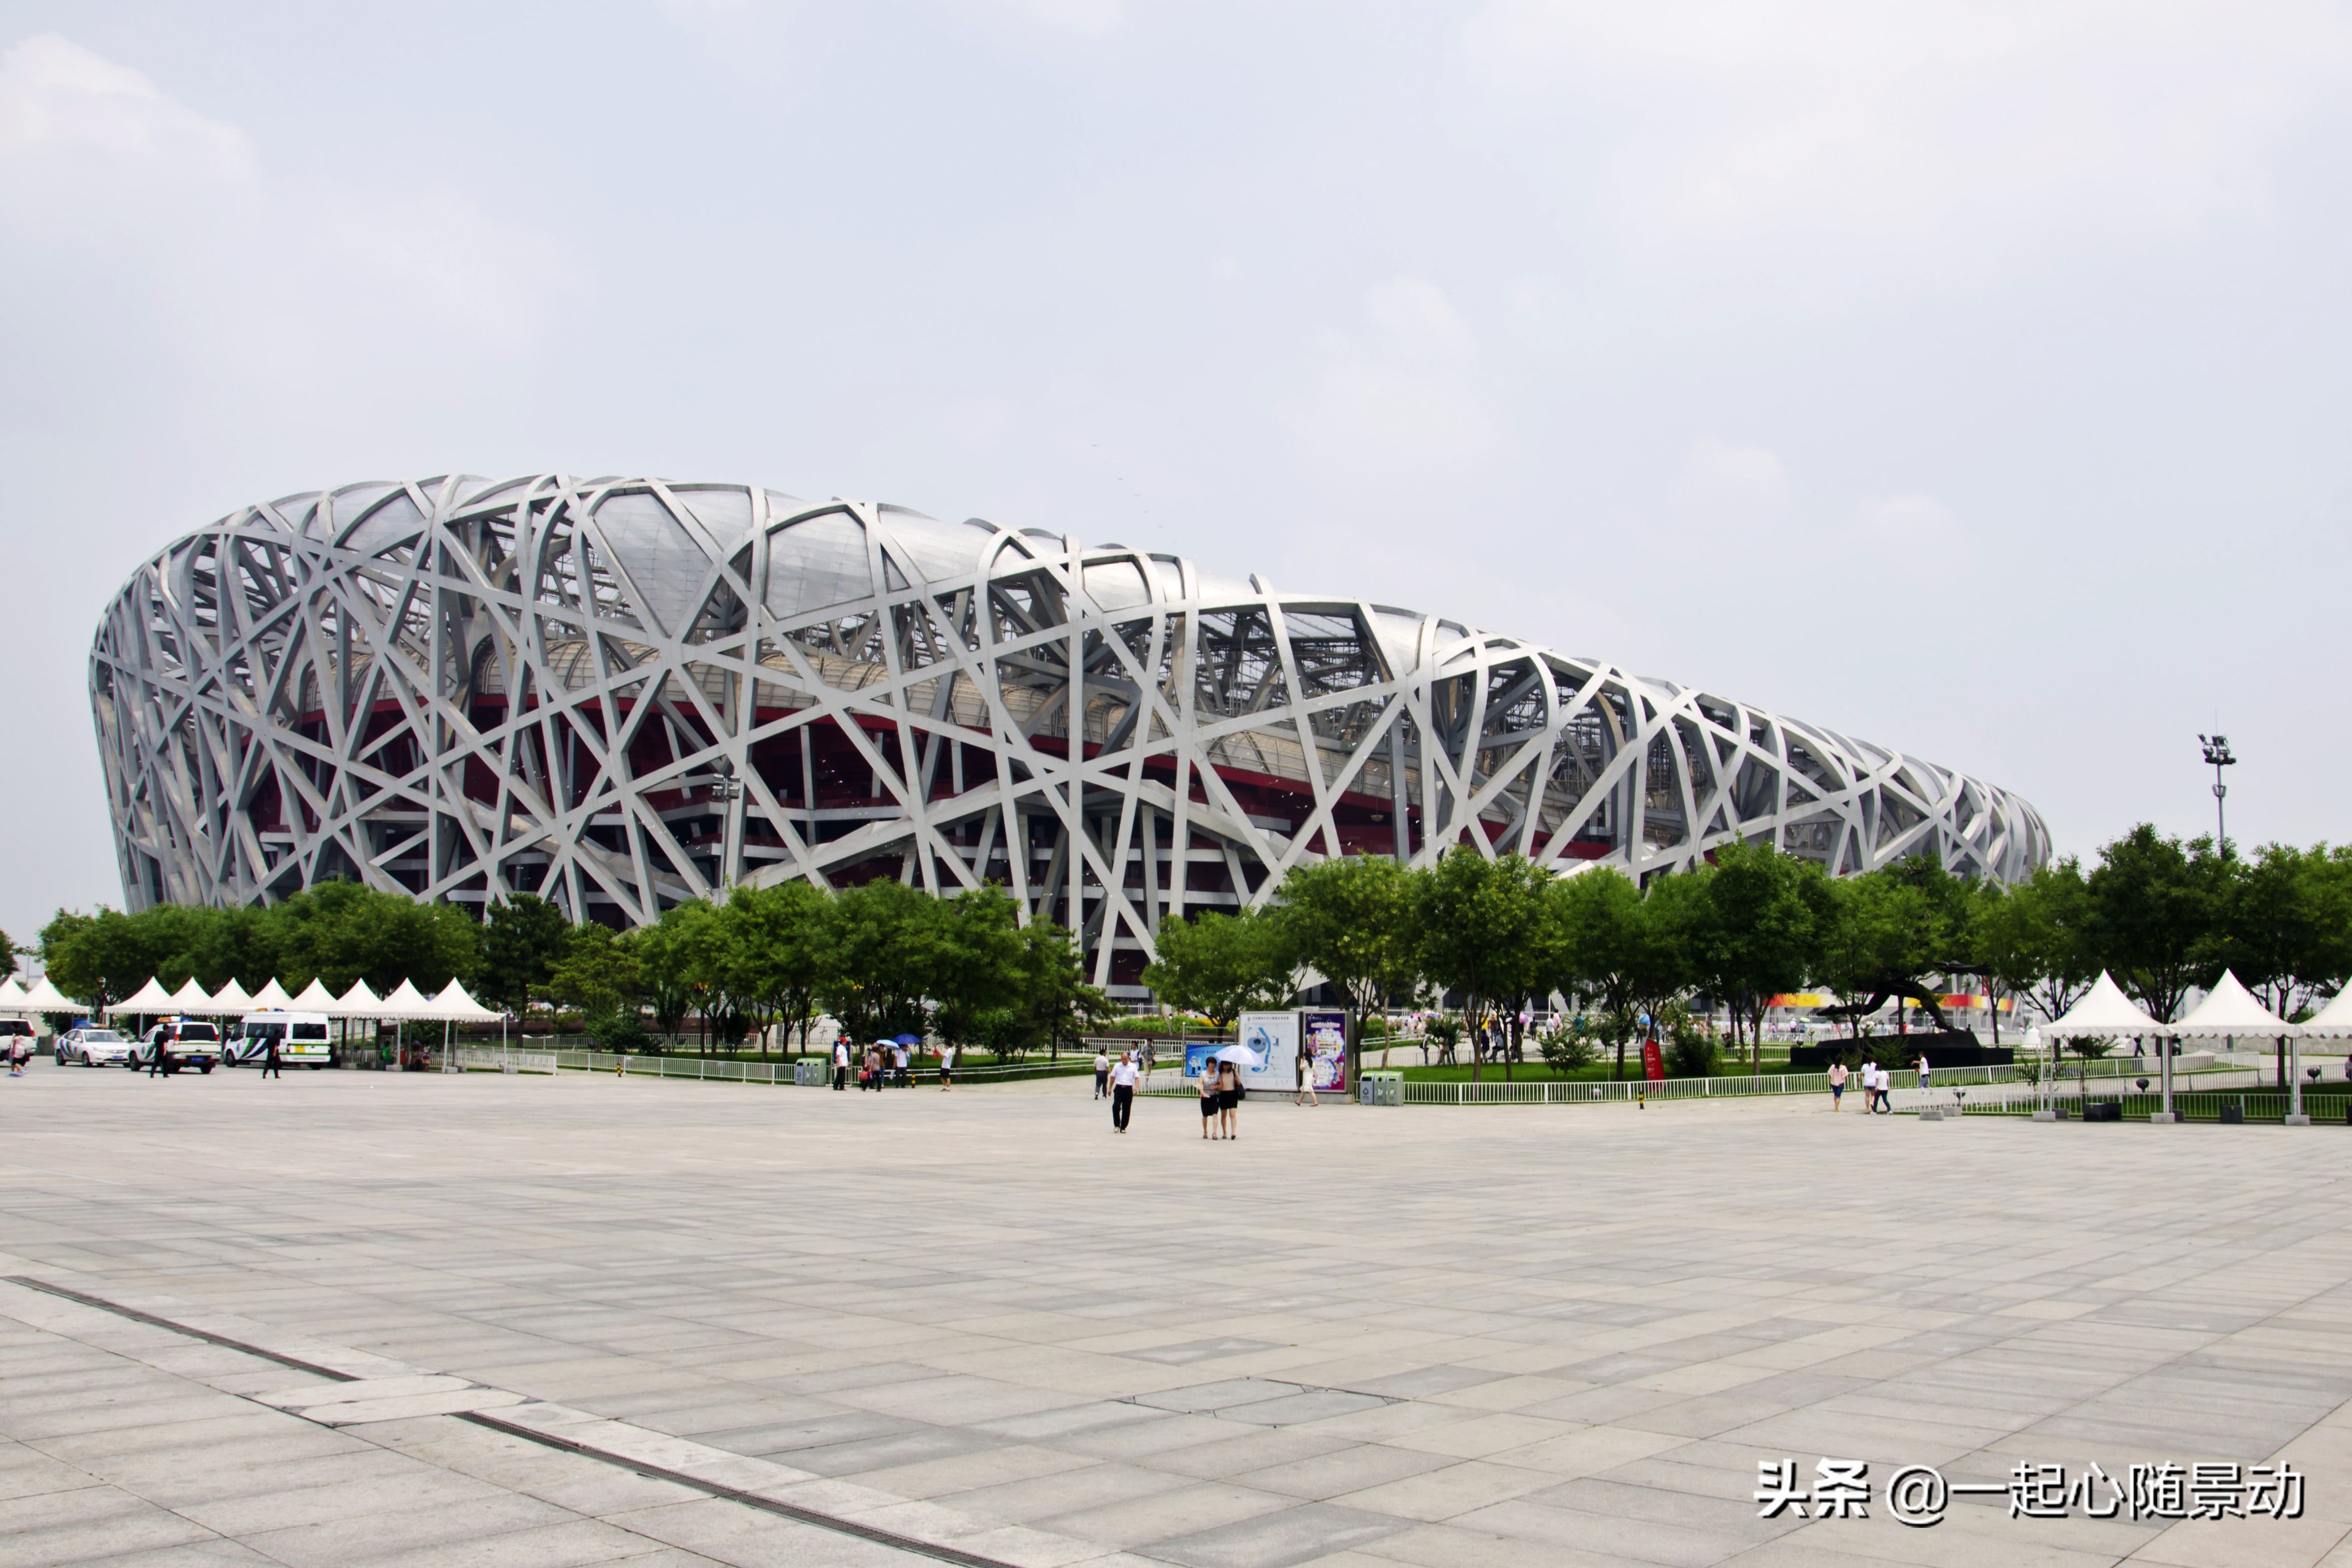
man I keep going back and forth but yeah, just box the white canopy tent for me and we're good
[290,979,341,1012]
[204,979,255,1016]
[2040,971,2171,1118]
[20,976,84,1015]
[335,981,386,1019]
[117,977,177,1015]
[0,979,28,1015]
[2297,986,2352,1037]
[426,979,501,1023]
[248,978,297,1010]
[166,978,213,1013]
[2173,970,2307,1122]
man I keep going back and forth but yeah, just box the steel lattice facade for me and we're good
[92,475,2050,994]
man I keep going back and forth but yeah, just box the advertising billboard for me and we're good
[1299,1008,1348,1095]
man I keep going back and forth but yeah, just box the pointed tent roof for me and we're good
[21,975,84,1012]
[290,979,341,1012]
[2041,971,2164,1039]
[206,979,255,1015]
[377,979,435,1019]
[2299,985,2352,1038]
[0,979,27,1013]
[119,977,178,1012]
[336,981,386,1019]
[428,979,502,1023]
[167,978,214,1013]
[249,978,296,1009]
[2172,970,2296,1038]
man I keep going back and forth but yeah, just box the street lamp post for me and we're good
[2199,733,2235,856]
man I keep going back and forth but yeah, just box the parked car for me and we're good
[130,1019,221,1074]
[59,1026,131,1067]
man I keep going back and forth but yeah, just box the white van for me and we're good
[231,1011,333,1068]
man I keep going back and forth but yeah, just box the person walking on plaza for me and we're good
[1217,1059,1241,1140]
[1916,1052,1931,1090]
[1093,1048,1111,1100]
[1858,1058,1876,1111]
[831,1036,850,1091]
[862,1042,884,1090]
[1827,1059,1847,1112]
[938,1042,955,1090]
[892,1040,911,1087]
[148,1030,169,1078]
[1109,1050,1138,1133]
[1294,1039,1317,1107]
[262,1033,282,1079]
[1199,1062,1221,1139]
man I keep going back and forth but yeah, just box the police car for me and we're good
[129,1019,222,1074]
[59,1025,131,1066]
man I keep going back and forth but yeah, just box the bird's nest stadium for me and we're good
[91,476,2049,996]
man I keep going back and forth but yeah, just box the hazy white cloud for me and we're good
[1668,439,1788,528]
[1462,0,2352,281]
[1287,279,1506,484]
[1850,493,1956,547]
[0,33,257,214]
[1364,277,1479,362]
[0,33,578,414]
[991,0,1121,33]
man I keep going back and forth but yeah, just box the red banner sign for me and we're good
[1641,1037,1665,1081]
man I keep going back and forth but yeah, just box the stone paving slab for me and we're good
[0,1065,2347,1565]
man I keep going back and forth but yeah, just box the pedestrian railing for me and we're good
[459,1048,1098,1086]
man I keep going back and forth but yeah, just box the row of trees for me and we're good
[38,879,1115,1061]
[1144,826,2352,1083]
[36,822,2349,1080]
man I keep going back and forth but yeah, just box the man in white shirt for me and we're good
[1093,1050,1111,1099]
[1915,1053,1931,1090]
[1109,1051,1139,1133]
[892,1040,911,1087]
[831,1037,849,1092]
[938,1043,956,1090]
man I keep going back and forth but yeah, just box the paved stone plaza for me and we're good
[0,1067,2344,1568]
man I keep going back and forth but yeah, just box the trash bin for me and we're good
[1361,1070,1403,1107]
[793,1059,827,1087]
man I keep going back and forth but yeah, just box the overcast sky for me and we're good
[5,0,2349,948]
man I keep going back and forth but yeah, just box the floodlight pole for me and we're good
[2199,734,2235,857]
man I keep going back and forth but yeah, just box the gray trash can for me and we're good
[1361,1070,1403,1106]
[793,1059,828,1087]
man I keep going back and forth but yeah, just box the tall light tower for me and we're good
[2199,733,2235,857]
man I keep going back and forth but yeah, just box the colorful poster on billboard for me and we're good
[1299,1008,1349,1095]
[1235,1012,1300,1091]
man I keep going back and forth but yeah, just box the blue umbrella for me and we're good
[893,1033,921,1046]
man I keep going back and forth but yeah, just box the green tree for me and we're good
[635,900,712,1046]
[1271,855,1421,1087]
[545,922,645,1050]
[1142,908,1298,1032]
[40,908,160,1017]
[1814,858,1970,1039]
[273,881,478,994]
[1411,850,1554,1082]
[926,886,1028,1056]
[1007,926,1115,1062]
[1968,858,2095,1032]
[716,882,835,1054]
[2210,842,2352,1089]
[1679,843,1831,1073]
[481,894,571,1019]
[2085,825,2225,1024]
[822,879,942,1044]
[1548,868,1686,1081]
